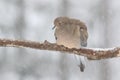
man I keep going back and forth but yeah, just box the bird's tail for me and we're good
[79,57,85,72]
[74,54,86,72]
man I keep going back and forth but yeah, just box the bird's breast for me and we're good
[56,34,80,48]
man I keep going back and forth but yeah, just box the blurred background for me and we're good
[0,0,120,80]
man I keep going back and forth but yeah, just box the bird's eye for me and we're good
[80,27,84,31]
[55,37,57,40]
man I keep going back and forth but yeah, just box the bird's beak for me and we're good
[52,26,56,30]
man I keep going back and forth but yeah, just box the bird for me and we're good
[53,17,88,72]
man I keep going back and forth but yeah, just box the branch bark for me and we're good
[0,39,119,60]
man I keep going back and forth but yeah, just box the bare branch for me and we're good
[0,39,119,60]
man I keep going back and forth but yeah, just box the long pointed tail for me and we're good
[79,60,85,72]
[74,54,85,72]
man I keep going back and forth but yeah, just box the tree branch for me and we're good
[0,39,119,60]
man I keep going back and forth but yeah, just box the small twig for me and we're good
[0,39,120,60]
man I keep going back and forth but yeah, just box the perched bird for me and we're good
[53,17,88,72]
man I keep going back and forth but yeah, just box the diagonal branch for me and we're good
[0,39,120,60]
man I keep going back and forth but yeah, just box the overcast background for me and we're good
[0,0,120,80]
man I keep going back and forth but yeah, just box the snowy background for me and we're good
[0,0,120,80]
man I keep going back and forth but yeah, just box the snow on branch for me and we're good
[0,39,120,60]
